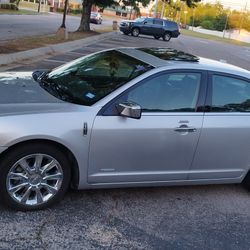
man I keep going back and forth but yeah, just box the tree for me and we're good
[181,0,201,8]
[61,0,69,28]
[155,0,202,22]
[214,14,227,31]
[77,0,151,32]
[123,0,151,18]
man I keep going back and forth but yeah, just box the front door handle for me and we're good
[174,124,197,133]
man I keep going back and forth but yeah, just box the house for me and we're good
[99,0,155,20]
[0,0,10,3]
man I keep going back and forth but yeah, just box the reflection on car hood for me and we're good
[0,72,76,116]
[0,72,62,104]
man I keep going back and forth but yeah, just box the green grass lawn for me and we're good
[181,29,250,47]
[0,8,38,15]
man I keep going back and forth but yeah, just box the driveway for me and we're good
[1,33,250,249]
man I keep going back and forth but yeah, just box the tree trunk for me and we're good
[77,0,93,32]
[61,0,69,28]
[38,0,41,13]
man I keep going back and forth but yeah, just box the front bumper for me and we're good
[119,26,131,33]
[90,18,101,23]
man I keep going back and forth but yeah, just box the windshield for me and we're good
[134,17,146,23]
[39,50,153,106]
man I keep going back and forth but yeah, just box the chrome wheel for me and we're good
[6,154,63,206]
[132,28,139,37]
[163,33,171,41]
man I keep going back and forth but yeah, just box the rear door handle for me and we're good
[174,125,197,133]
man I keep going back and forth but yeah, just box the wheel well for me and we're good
[132,27,140,32]
[0,139,80,189]
[165,31,172,35]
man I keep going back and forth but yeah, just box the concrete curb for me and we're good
[0,32,116,67]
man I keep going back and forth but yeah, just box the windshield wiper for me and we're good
[40,79,76,103]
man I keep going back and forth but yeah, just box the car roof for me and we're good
[117,47,250,79]
[145,17,175,23]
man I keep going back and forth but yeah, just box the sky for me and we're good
[203,0,250,10]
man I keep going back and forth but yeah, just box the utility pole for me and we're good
[154,0,159,17]
[161,1,166,18]
[223,12,230,38]
[239,1,248,34]
[178,0,185,25]
[192,8,195,31]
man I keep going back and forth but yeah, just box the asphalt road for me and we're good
[1,33,250,249]
[6,31,250,72]
[0,13,113,41]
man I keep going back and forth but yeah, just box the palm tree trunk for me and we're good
[77,0,93,32]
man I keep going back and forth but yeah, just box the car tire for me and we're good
[0,143,71,211]
[131,28,140,37]
[242,171,250,191]
[163,32,171,42]
[154,35,160,39]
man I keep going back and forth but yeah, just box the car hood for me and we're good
[121,20,135,23]
[0,72,78,116]
[0,72,63,104]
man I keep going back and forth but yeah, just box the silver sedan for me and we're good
[0,48,250,211]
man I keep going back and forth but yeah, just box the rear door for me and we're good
[152,19,164,36]
[190,72,250,181]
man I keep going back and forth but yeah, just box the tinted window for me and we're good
[211,75,250,112]
[167,22,178,29]
[153,19,163,25]
[40,50,153,106]
[144,18,153,25]
[125,72,201,112]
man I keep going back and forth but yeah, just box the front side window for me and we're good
[39,50,152,106]
[123,72,201,112]
[211,75,250,112]
[144,18,153,25]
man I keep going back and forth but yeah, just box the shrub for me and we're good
[56,8,64,12]
[0,3,18,10]
[201,20,215,30]
[70,9,82,14]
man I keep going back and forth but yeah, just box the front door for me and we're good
[88,70,206,184]
[140,18,154,35]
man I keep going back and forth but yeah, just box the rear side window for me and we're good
[211,75,250,112]
[153,19,163,26]
[166,22,178,29]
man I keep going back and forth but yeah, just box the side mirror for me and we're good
[116,102,142,119]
